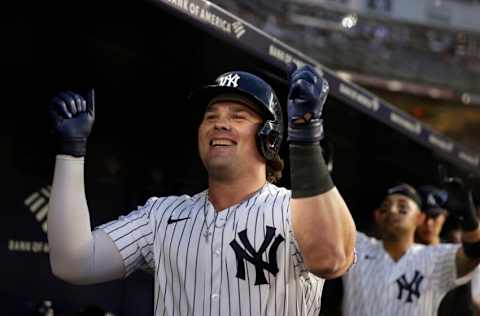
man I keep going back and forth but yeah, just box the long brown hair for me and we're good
[266,154,284,184]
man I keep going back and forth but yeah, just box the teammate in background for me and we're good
[415,186,449,246]
[342,182,480,316]
[415,185,475,316]
[47,64,356,315]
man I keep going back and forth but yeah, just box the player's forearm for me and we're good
[48,155,95,282]
[288,145,356,278]
[291,188,356,279]
[285,65,356,277]
[47,90,125,284]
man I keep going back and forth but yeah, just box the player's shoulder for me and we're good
[408,243,427,254]
[356,231,379,246]
[139,192,205,215]
[264,182,291,198]
[421,242,460,254]
[409,242,459,259]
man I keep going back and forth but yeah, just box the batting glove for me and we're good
[48,89,95,157]
[287,63,329,144]
[443,177,478,231]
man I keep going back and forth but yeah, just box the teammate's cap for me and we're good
[387,183,423,208]
[417,185,448,217]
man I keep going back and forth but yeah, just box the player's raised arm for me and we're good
[442,178,480,277]
[287,64,356,279]
[47,90,125,284]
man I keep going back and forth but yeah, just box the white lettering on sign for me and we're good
[268,45,306,69]
[166,0,190,11]
[8,240,49,253]
[390,112,422,135]
[164,0,236,35]
[200,8,231,33]
[339,83,380,112]
[458,151,479,166]
[428,134,454,152]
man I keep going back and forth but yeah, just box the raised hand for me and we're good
[49,89,95,157]
[287,63,329,144]
[443,177,478,231]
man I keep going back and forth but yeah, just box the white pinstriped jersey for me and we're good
[98,183,324,316]
[343,232,463,316]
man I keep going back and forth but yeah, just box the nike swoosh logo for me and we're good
[167,216,190,225]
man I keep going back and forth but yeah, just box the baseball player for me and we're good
[342,182,480,316]
[47,64,356,315]
[415,185,449,246]
[415,185,475,316]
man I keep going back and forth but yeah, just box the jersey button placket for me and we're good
[203,200,215,241]
[216,215,226,225]
[211,217,223,314]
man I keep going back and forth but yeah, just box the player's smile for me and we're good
[207,135,238,157]
[210,138,237,146]
[209,136,237,149]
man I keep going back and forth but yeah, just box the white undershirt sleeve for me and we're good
[48,155,125,285]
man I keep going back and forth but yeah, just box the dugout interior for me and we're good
[1,0,474,314]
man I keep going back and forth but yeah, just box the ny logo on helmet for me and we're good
[218,73,240,88]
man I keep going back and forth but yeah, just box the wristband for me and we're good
[58,138,88,157]
[289,144,334,198]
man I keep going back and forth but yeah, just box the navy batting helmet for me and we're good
[189,71,284,161]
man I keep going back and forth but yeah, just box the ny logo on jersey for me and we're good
[230,226,284,285]
[395,270,424,303]
[218,73,240,88]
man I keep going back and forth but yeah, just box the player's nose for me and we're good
[214,116,232,131]
[385,205,398,214]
